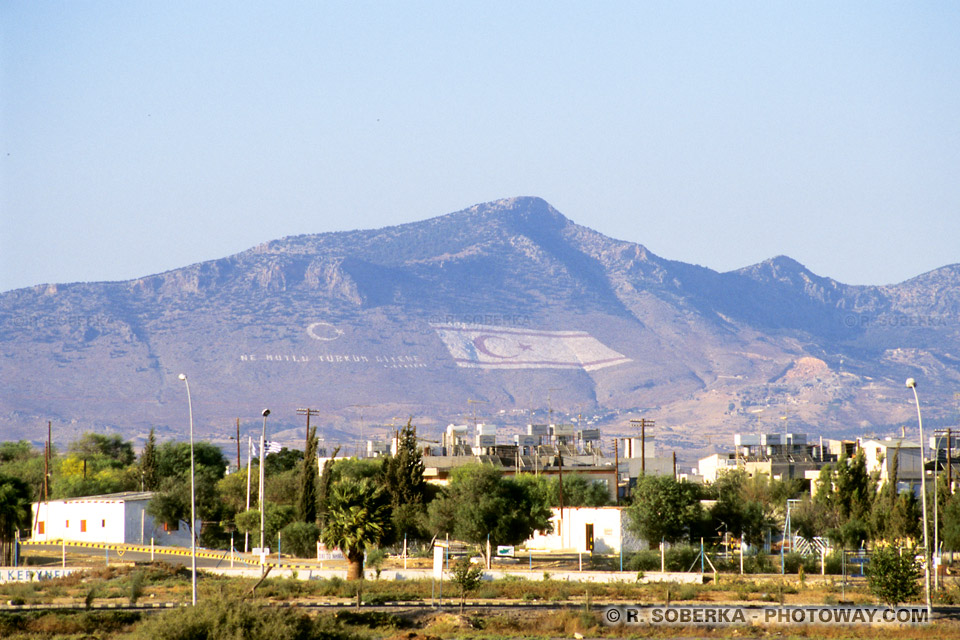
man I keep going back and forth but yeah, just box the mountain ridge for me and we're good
[2,197,958,457]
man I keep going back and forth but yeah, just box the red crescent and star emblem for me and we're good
[472,335,534,359]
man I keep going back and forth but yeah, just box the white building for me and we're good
[697,453,739,484]
[861,438,923,489]
[525,506,646,554]
[30,491,194,547]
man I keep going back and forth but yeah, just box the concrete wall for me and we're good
[208,566,702,584]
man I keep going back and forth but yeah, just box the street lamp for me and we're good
[177,373,198,606]
[906,378,932,618]
[259,408,270,573]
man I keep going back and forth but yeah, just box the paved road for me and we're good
[20,542,263,570]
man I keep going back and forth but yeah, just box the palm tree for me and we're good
[320,477,388,580]
[0,474,31,565]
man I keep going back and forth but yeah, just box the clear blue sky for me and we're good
[2,1,958,292]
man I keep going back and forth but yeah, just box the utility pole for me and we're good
[547,388,562,425]
[235,418,241,471]
[467,399,487,429]
[947,427,953,496]
[936,427,955,496]
[630,418,655,475]
[613,438,619,506]
[349,405,372,457]
[557,449,564,545]
[296,408,320,452]
[44,421,51,502]
[259,409,270,573]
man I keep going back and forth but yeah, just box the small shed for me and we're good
[525,506,646,554]
[31,491,194,547]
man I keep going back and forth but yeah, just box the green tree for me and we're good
[140,428,159,491]
[146,468,223,545]
[834,450,873,522]
[156,441,228,479]
[70,433,135,468]
[548,473,611,507]
[428,464,552,568]
[866,544,922,606]
[872,447,901,542]
[265,447,303,475]
[941,491,960,551]
[317,454,386,530]
[885,491,922,543]
[810,451,877,544]
[709,470,775,546]
[320,477,389,580]
[52,432,140,498]
[0,473,31,565]
[381,419,429,541]
[52,457,139,498]
[365,547,387,579]
[279,521,320,558]
[626,474,703,545]
[147,442,229,547]
[0,441,47,502]
[451,556,484,613]
[315,447,340,526]
[234,504,296,550]
[297,427,319,524]
[791,494,827,540]
[216,467,253,522]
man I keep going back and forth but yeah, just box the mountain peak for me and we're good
[453,196,569,229]
[735,255,827,285]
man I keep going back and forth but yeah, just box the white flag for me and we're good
[254,441,284,458]
[432,323,630,371]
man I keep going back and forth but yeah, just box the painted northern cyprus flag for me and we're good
[432,323,631,371]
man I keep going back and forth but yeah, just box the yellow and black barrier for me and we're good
[25,540,333,570]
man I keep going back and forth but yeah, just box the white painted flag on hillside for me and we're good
[431,323,630,371]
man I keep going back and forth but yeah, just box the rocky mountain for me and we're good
[2,197,959,457]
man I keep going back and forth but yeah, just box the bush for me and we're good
[365,547,387,578]
[132,596,362,640]
[280,521,320,558]
[129,571,145,605]
[665,545,701,572]
[625,550,660,572]
[626,545,701,572]
[783,552,817,575]
[451,557,484,611]
[332,610,410,629]
[867,545,922,606]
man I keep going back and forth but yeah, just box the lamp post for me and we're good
[259,408,270,572]
[934,431,941,592]
[906,378,932,618]
[177,373,198,606]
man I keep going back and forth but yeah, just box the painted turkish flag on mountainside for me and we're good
[431,323,631,371]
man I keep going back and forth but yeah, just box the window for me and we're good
[38,521,45,534]
[80,520,87,532]
[101,519,105,528]
[66,520,69,528]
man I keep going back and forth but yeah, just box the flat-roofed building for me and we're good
[30,491,194,547]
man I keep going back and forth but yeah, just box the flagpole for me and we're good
[259,409,270,572]
[245,436,252,553]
